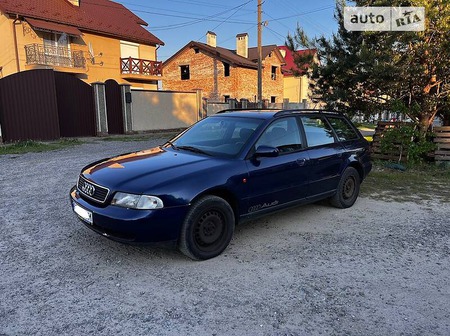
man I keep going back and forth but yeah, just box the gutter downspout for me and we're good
[13,15,21,72]
[155,44,161,61]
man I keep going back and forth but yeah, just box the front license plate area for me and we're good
[73,202,93,225]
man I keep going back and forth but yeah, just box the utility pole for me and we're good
[257,0,262,107]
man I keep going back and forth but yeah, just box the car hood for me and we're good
[81,147,225,193]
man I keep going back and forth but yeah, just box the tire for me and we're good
[179,195,235,260]
[330,167,360,209]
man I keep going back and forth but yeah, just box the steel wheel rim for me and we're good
[343,176,356,200]
[194,210,225,248]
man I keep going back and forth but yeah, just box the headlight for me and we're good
[111,192,164,210]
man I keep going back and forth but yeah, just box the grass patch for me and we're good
[361,161,450,203]
[0,139,82,155]
[100,135,152,142]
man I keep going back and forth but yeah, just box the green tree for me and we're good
[287,0,450,134]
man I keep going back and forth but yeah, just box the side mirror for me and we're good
[254,145,279,158]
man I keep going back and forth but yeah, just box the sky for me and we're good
[114,0,338,61]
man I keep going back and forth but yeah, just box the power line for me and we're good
[137,1,256,31]
[198,0,254,41]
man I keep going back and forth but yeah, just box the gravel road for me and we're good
[1,138,449,336]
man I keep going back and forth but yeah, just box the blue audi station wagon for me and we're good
[71,109,372,260]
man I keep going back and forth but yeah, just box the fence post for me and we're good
[283,98,290,109]
[92,82,108,136]
[195,89,204,120]
[120,84,132,134]
[228,98,237,109]
[202,97,208,117]
[240,98,248,109]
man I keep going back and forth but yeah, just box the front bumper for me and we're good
[70,186,190,243]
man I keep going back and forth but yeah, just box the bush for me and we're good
[380,125,436,165]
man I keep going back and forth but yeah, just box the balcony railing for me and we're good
[25,43,86,69]
[121,57,162,77]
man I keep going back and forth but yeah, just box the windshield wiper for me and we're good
[177,145,211,156]
[164,141,178,150]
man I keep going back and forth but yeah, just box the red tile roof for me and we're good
[278,46,316,77]
[0,0,164,45]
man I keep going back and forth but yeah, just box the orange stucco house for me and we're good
[0,0,164,89]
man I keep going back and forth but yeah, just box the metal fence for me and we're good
[25,44,86,69]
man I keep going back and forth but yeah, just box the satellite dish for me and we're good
[88,42,95,64]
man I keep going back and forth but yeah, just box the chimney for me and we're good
[68,0,80,6]
[206,31,217,48]
[236,33,248,58]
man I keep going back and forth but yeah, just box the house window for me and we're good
[42,32,72,67]
[120,41,140,74]
[224,95,230,102]
[180,65,190,80]
[271,66,277,80]
[271,96,276,103]
[120,41,139,59]
[194,48,200,54]
[223,62,230,77]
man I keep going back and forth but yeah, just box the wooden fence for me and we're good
[434,126,450,163]
[370,121,408,162]
[371,122,450,164]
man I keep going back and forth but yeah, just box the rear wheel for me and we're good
[330,167,360,208]
[179,195,235,260]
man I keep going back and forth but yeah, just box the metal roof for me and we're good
[0,0,164,46]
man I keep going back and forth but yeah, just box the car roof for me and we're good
[212,109,343,120]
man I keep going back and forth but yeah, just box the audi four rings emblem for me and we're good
[81,182,96,196]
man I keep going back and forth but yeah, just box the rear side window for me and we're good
[301,116,335,147]
[327,117,359,141]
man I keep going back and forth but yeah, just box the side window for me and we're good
[223,62,230,77]
[301,116,335,147]
[327,117,359,141]
[180,65,190,80]
[255,117,302,153]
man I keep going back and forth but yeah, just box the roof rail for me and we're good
[216,108,280,114]
[273,109,343,117]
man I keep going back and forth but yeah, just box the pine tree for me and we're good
[288,0,450,133]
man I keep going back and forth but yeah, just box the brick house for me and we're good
[162,32,285,103]
[0,0,164,89]
[278,46,317,104]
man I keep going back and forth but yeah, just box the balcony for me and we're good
[25,44,86,72]
[120,57,162,80]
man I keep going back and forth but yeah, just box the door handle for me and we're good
[296,158,307,166]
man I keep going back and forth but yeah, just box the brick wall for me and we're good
[162,46,284,102]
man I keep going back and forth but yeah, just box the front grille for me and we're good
[77,175,110,204]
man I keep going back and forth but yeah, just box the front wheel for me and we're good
[179,195,235,260]
[330,167,360,208]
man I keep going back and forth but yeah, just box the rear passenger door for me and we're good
[300,115,345,198]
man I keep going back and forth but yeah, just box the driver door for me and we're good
[245,117,310,214]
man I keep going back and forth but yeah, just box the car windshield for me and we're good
[167,116,264,158]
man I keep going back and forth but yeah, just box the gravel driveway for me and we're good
[1,138,449,336]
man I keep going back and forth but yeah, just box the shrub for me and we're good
[380,125,436,165]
